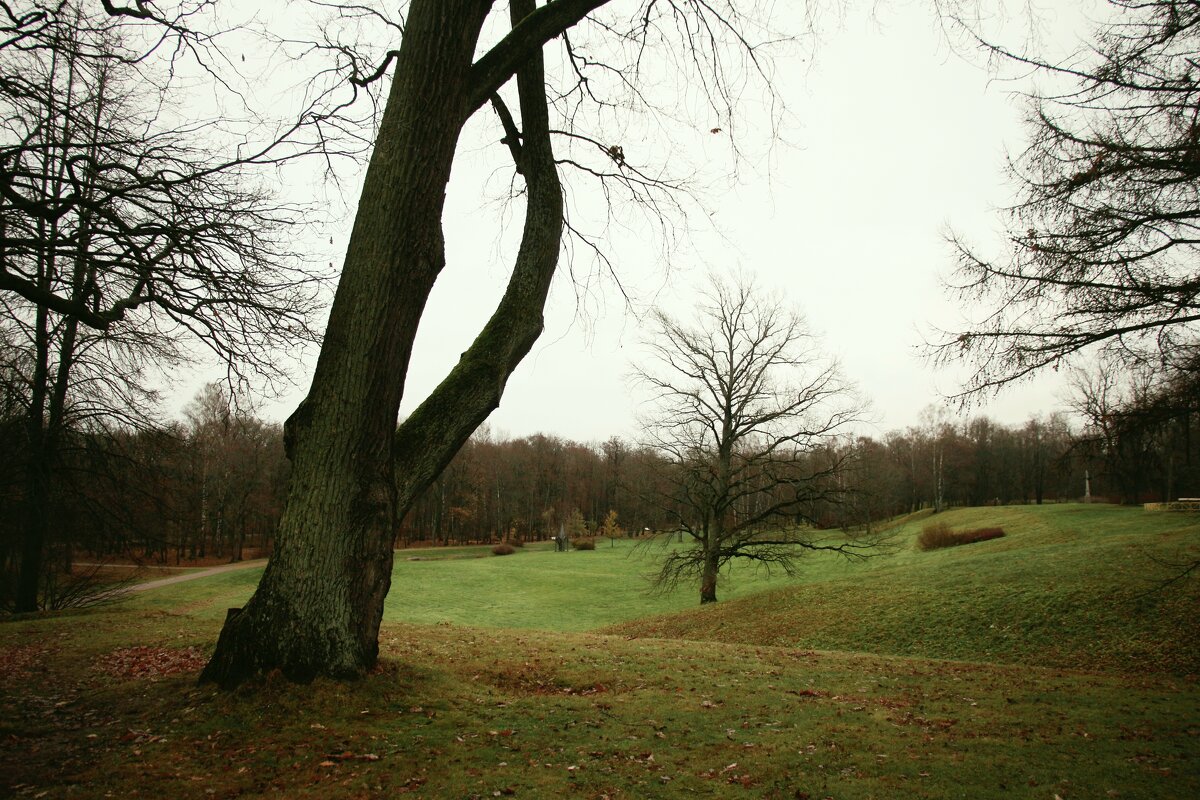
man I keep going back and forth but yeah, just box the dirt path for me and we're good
[73,562,198,572]
[122,559,267,593]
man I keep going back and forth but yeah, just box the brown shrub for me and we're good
[491,543,516,556]
[958,527,1005,545]
[917,522,955,551]
[573,538,596,551]
[917,522,1005,551]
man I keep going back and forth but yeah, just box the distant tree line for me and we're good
[0,383,288,610]
[1066,359,1200,506]
[860,386,1200,525]
[398,432,676,545]
[409,384,1197,548]
[4,366,1198,610]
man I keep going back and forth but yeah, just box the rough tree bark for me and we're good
[200,0,574,687]
[699,542,720,604]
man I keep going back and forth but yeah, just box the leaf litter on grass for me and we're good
[2,504,1198,798]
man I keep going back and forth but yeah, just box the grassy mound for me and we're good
[603,504,1200,674]
[120,504,1199,673]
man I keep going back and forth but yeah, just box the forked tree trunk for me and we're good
[200,0,565,688]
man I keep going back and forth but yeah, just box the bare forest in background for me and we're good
[2,0,1198,661]
[4,364,1198,611]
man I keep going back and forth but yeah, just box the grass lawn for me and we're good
[127,537,804,631]
[607,504,1200,674]
[2,503,1197,799]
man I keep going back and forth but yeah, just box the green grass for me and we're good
[129,537,805,630]
[381,537,818,631]
[607,504,1200,674]
[105,504,1200,672]
[2,503,1198,798]
[124,505,1200,671]
[3,611,1196,799]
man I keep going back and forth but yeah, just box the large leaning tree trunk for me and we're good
[200,0,591,687]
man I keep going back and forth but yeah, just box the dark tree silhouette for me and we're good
[636,274,866,604]
[201,0,786,687]
[938,0,1200,394]
[0,2,324,611]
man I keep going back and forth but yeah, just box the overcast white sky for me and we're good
[175,0,1099,442]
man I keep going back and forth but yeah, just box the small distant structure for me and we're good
[554,523,569,552]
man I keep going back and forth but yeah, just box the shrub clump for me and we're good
[572,538,596,551]
[917,522,1005,551]
[491,543,516,556]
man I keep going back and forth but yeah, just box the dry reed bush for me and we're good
[573,538,596,551]
[918,522,1005,551]
[491,543,516,556]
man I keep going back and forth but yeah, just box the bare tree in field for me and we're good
[0,3,326,612]
[937,0,1200,395]
[636,275,866,604]
[200,0,790,687]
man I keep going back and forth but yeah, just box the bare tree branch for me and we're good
[635,272,870,603]
[936,1,1200,398]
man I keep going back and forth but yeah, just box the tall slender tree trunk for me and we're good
[201,0,566,687]
[699,521,721,604]
[16,42,107,612]
[16,307,76,612]
[16,426,49,612]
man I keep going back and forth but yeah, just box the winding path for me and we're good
[121,559,267,593]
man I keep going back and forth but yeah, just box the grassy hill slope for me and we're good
[3,609,1197,799]
[603,504,1200,673]
[3,504,1198,798]
[127,504,1200,673]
